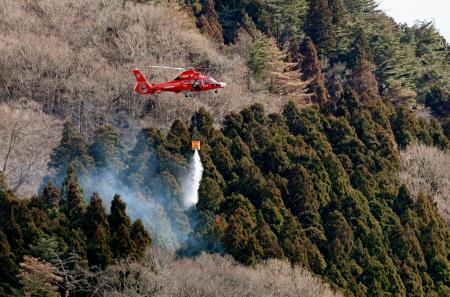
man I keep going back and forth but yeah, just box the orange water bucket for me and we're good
[191,140,201,150]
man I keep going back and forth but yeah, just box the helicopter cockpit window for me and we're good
[209,77,219,84]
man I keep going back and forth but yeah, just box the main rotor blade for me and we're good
[148,66,186,71]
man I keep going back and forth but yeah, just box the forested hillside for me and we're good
[1,0,450,296]
[188,0,450,119]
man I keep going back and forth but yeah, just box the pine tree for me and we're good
[48,121,94,178]
[279,212,309,266]
[166,119,191,155]
[286,164,320,228]
[328,0,346,26]
[60,165,87,228]
[198,177,225,213]
[224,207,263,265]
[256,211,284,259]
[248,31,270,80]
[90,125,128,174]
[299,38,329,107]
[306,0,336,56]
[130,219,151,259]
[41,181,60,209]
[266,38,310,103]
[324,210,354,265]
[214,0,244,43]
[196,0,224,43]
[108,194,135,259]
[84,193,112,268]
[191,107,215,139]
[0,231,18,293]
[351,58,380,101]
[278,0,309,44]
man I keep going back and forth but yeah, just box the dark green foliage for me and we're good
[130,219,152,259]
[0,231,18,294]
[186,0,449,120]
[90,125,128,174]
[84,193,112,268]
[108,195,135,259]
[306,0,336,56]
[248,32,270,80]
[177,102,450,296]
[425,86,450,117]
[48,121,94,178]
[256,212,284,260]
[61,165,87,228]
[224,207,262,265]
[0,171,151,293]
[41,182,60,209]
[198,177,224,212]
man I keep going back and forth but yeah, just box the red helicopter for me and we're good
[132,66,227,97]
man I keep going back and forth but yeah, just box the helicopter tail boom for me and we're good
[133,69,155,94]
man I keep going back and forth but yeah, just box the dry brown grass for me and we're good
[400,143,450,224]
[0,0,284,136]
[97,248,342,297]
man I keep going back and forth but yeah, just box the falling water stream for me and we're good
[183,150,204,208]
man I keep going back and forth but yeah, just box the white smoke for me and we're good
[71,149,204,250]
[182,150,204,208]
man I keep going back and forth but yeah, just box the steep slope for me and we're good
[0,0,288,136]
[187,0,450,116]
[39,91,450,296]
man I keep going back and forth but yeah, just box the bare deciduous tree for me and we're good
[400,143,450,224]
[0,0,295,136]
[96,247,343,297]
[0,103,61,196]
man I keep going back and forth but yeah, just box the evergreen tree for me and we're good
[130,219,152,259]
[41,181,60,210]
[299,38,329,107]
[256,211,284,259]
[266,38,310,103]
[90,125,128,174]
[17,256,61,297]
[60,165,87,228]
[328,0,346,26]
[214,0,245,43]
[286,164,320,228]
[48,121,94,178]
[166,119,191,156]
[224,207,262,265]
[351,58,380,100]
[198,177,225,213]
[196,0,224,43]
[0,230,18,294]
[248,31,270,80]
[84,193,112,268]
[279,213,309,266]
[108,194,135,259]
[306,0,336,56]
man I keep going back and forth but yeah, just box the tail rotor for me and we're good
[133,69,154,94]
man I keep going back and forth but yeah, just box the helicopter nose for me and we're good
[219,82,227,88]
